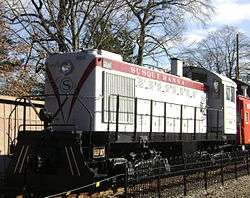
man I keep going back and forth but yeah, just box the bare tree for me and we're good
[182,25,250,79]
[85,2,135,61]
[4,0,128,53]
[0,1,40,96]
[2,0,134,95]
[1,0,138,75]
[3,0,214,66]
[0,2,17,73]
[124,0,214,66]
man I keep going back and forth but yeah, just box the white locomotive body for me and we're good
[45,49,207,140]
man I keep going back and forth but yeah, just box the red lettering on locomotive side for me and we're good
[101,58,204,91]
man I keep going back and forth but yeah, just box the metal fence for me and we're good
[42,150,250,198]
[126,150,250,198]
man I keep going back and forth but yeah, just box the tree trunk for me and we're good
[57,0,67,52]
[137,26,145,66]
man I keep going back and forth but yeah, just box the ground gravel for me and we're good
[183,175,250,198]
[53,175,250,197]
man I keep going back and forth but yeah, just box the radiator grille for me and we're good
[103,72,135,124]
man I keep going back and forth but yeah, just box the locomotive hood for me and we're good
[183,66,236,88]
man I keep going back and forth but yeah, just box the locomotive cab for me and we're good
[183,66,237,143]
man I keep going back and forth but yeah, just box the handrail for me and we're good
[17,124,77,132]
[6,93,98,156]
[108,93,223,111]
[7,98,24,155]
[7,96,44,155]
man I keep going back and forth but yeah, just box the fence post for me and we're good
[183,170,187,196]
[156,160,161,198]
[220,153,224,186]
[125,163,128,198]
[157,175,161,198]
[246,152,249,175]
[183,155,187,196]
[203,167,207,192]
[234,152,238,180]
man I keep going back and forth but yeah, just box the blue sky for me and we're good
[184,0,250,43]
[145,0,250,68]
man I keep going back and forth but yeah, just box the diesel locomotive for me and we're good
[2,49,250,196]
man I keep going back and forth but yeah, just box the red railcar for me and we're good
[237,95,250,145]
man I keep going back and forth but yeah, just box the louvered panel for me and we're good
[103,72,135,124]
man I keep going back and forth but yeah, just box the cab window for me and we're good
[226,86,231,100]
[231,87,235,103]
[226,86,235,103]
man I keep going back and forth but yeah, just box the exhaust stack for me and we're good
[171,58,183,77]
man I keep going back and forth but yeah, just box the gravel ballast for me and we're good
[184,175,250,198]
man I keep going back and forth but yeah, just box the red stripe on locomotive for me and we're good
[100,58,205,91]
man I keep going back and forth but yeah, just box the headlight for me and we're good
[93,147,105,158]
[61,62,73,75]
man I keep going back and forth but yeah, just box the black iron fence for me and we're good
[126,150,250,198]
[42,150,250,198]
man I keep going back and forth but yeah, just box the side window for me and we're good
[246,112,249,124]
[226,86,235,103]
[226,86,231,101]
[231,87,235,103]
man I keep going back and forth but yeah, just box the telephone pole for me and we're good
[236,33,240,80]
